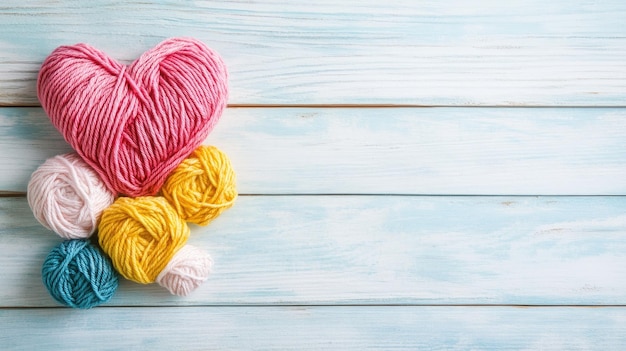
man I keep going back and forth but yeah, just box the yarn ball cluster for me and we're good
[28,38,236,308]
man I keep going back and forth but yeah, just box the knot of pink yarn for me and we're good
[37,37,229,197]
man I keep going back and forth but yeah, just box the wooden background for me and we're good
[1,0,626,349]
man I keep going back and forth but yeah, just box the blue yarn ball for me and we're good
[42,239,119,309]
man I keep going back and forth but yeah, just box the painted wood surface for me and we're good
[2,306,625,350]
[2,196,626,307]
[1,0,625,106]
[1,1,625,349]
[2,107,626,195]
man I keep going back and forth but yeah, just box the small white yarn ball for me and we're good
[156,245,213,296]
[27,153,115,239]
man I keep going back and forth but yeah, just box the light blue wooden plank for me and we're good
[2,107,625,195]
[1,306,625,350]
[0,0,625,105]
[1,196,626,307]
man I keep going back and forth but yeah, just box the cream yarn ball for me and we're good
[27,153,115,239]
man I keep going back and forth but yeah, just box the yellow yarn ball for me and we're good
[162,145,237,226]
[98,196,190,284]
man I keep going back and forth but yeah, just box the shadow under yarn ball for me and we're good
[42,239,119,309]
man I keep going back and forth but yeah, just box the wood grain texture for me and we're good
[1,0,625,106]
[1,306,625,350]
[2,107,625,195]
[2,196,626,307]
[1,2,625,349]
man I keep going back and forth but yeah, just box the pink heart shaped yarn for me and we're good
[37,37,228,197]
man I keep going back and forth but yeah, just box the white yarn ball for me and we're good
[156,245,213,296]
[27,153,115,239]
